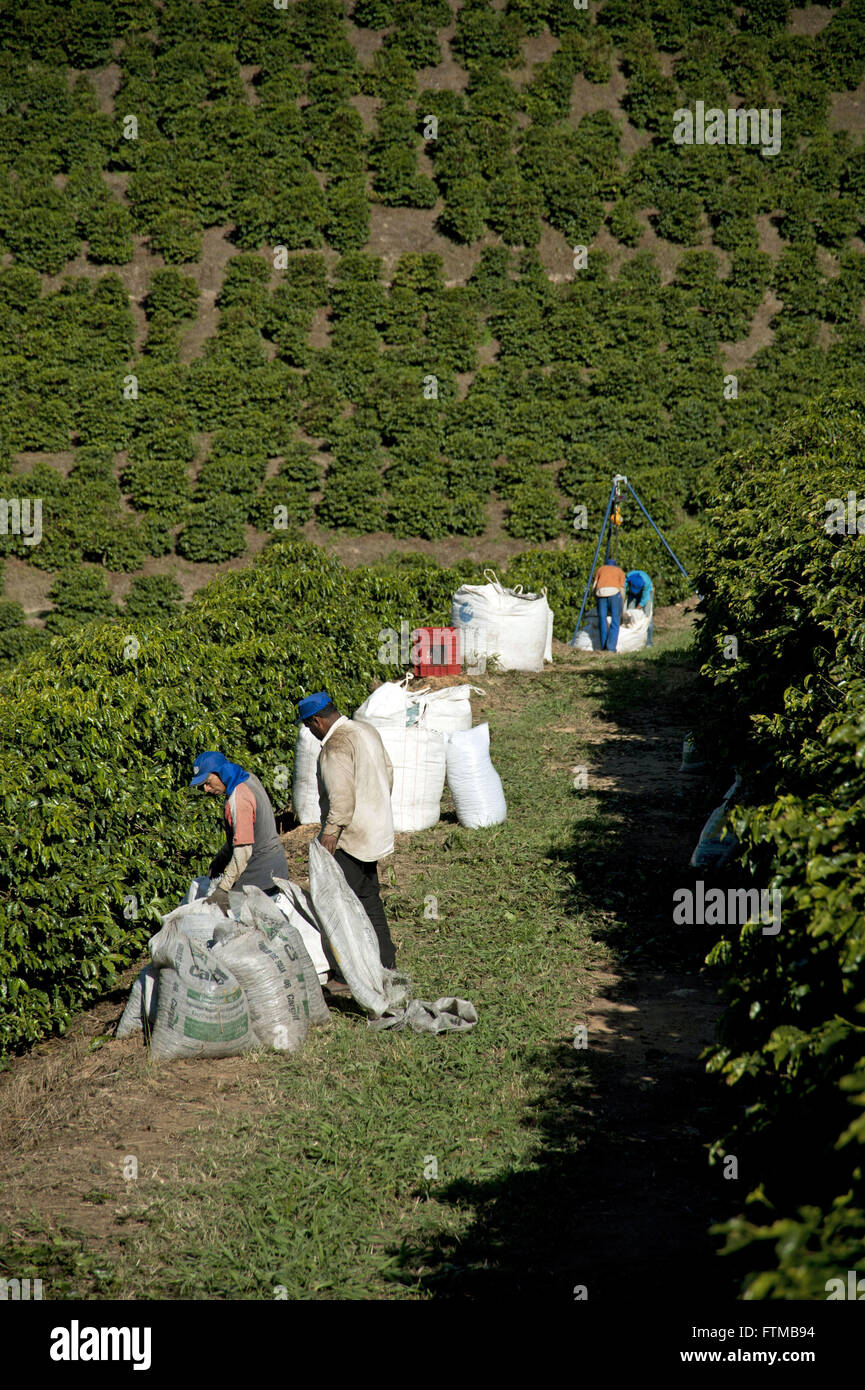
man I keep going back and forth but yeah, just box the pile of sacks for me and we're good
[116,886,332,1060]
[117,846,478,1055]
[293,677,507,832]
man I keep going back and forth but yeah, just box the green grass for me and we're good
[3,624,728,1300]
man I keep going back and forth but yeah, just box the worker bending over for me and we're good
[190,751,288,911]
[625,569,654,646]
[592,560,626,652]
[298,690,397,971]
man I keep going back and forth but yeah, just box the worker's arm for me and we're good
[210,843,253,893]
[319,744,356,848]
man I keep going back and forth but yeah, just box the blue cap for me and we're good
[296,691,332,724]
[190,751,223,787]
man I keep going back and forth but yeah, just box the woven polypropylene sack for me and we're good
[267,882,330,982]
[446,722,507,829]
[409,685,481,740]
[451,569,550,672]
[152,899,226,950]
[543,598,553,663]
[240,886,331,1026]
[116,964,160,1038]
[307,839,409,1018]
[148,930,253,1060]
[353,677,414,727]
[575,606,649,654]
[357,720,446,832]
[212,923,309,1052]
[292,723,322,824]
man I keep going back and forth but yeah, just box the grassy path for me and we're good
[0,611,739,1300]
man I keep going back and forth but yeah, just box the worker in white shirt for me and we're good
[296,690,397,970]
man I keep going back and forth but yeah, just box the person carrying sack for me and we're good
[297,691,398,975]
[592,561,626,652]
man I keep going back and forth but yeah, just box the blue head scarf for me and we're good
[190,751,250,797]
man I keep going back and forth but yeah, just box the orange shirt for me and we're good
[594,564,626,595]
[224,782,257,845]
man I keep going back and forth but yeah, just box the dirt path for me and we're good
[400,607,736,1297]
[0,605,734,1298]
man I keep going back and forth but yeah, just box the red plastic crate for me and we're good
[413,626,462,678]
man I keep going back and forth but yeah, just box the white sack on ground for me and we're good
[267,885,330,982]
[116,963,160,1038]
[354,676,417,727]
[690,778,742,870]
[156,899,226,945]
[148,930,253,1060]
[211,922,308,1052]
[292,723,321,824]
[372,722,446,832]
[573,606,649,654]
[446,722,507,829]
[239,884,331,1026]
[307,839,409,1018]
[368,997,479,1034]
[409,684,483,740]
[543,597,553,663]
[451,569,552,672]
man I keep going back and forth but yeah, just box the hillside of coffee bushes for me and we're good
[693,390,865,1298]
[1,0,865,658]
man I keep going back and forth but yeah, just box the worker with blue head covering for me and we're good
[297,689,397,978]
[625,570,654,646]
[189,750,288,911]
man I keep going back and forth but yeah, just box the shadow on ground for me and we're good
[385,647,749,1300]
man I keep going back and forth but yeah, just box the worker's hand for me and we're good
[320,833,339,856]
[207,886,231,914]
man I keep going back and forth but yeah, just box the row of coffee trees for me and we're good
[0,0,864,639]
[694,391,865,1298]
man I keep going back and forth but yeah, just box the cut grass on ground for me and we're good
[0,616,738,1300]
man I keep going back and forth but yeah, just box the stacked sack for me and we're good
[354,678,447,833]
[451,569,553,672]
[116,891,331,1060]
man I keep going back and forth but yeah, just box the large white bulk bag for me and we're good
[573,606,649,654]
[445,722,507,829]
[292,723,321,823]
[451,569,551,672]
[409,684,483,740]
[543,597,553,663]
[354,676,417,727]
[366,720,447,832]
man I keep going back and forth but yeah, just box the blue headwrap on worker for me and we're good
[189,751,250,797]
